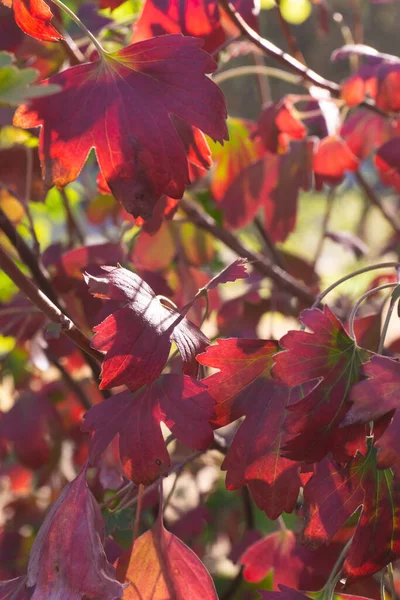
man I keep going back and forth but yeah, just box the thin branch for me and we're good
[254,216,285,269]
[60,189,85,246]
[217,0,385,116]
[0,246,103,364]
[0,207,59,305]
[180,197,316,305]
[355,171,400,237]
[312,187,335,269]
[24,148,41,257]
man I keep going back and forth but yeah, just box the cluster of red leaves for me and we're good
[3,0,400,599]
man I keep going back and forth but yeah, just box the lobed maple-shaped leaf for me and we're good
[85,265,209,390]
[1,0,61,42]
[198,339,310,518]
[14,35,228,220]
[27,467,124,600]
[240,529,340,591]
[82,374,215,485]
[116,500,218,599]
[303,443,400,581]
[272,306,369,462]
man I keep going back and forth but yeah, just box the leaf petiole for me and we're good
[348,282,398,341]
[50,0,106,57]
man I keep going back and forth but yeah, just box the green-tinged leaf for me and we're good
[0,51,60,106]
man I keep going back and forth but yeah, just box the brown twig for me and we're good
[60,189,85,246]
[180,197,316,305]
[217,0,385,117]
[355,171,400,236]
[0,207,60,305]
[0,246,103,364]
[254,216,286,269]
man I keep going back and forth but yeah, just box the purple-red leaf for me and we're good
[14,35,228,220]
[85,265,209,390]
[27,467,124,599]
[82,374,215,485]
[273,306,369,462]
[198,339,309,518]
[303,444,400,581]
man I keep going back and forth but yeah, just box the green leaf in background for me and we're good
[0,52,60,106]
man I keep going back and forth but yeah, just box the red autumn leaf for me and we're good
[0,576,32,599]
[26,467,124,600]
[374,138,400,191]
[340,110,400,160]
[303,443,400,581]
[220,139,314,241]
[132,0,258,55]
[375,411,400,471]
[82,374,215,485]
[313,136,359,188]
[85,265,209,390]
[255,98,307,154]
[210,117,264,202]
[0,390,63,470]
[1,0,62,42]
[345,355,400,425]
[13,35,228,220]
[132,0,225,54]
[198,339,310,519]
[116,501,218,599]
[201,258,249,291]
[240,529,340,590]
[376,63,400,113]
[272,306,369,462]
[0,4,24,52]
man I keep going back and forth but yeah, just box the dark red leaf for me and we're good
[198,339,310,518]
[303,444,400,581]
[0,390,63,470]
[26,467,124,599]
[375,137,400,191]
[345,355,400,425]
[85,265,209,390]
[260,587,372,600]
[82,374,215,484]
[14,35,228,220]
[2,0,62,41]
[340,110,400,160]
[0,146,45,203]
[240,529,340,590]
[273,306,369,462]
